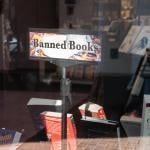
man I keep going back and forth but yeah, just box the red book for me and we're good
[78,102,106,119]
[40,111,77,150]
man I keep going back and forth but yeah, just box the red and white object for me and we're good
[40,111,77,150]
[78,102,106,119]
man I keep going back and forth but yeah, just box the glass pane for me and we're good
[1,0,150,149]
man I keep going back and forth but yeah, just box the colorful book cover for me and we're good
[40,111,77,150]
[78,102,106,119]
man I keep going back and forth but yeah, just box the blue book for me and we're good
[0,128,22,145]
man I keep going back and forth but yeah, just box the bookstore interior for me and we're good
[1,0,150,149]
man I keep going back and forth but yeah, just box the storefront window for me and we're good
[1,0,150,149]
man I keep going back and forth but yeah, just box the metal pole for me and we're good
[61,66,67,149]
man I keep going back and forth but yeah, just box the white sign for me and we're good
[29,30,102,62]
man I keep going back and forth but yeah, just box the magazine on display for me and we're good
[40,111,77,150]
[119,25,150,56]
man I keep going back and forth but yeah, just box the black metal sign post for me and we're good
[61,66,70,150]
[50,60,72,150]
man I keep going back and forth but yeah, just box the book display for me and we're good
[29,29,102,82]
[28,28,102,149]
[4,0,150,149]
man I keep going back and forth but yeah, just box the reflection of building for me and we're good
[59,0,137,31]
[59,0,93,29]
[0,0,143,83]
[58,0,138,80]
[59,0,121,30]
